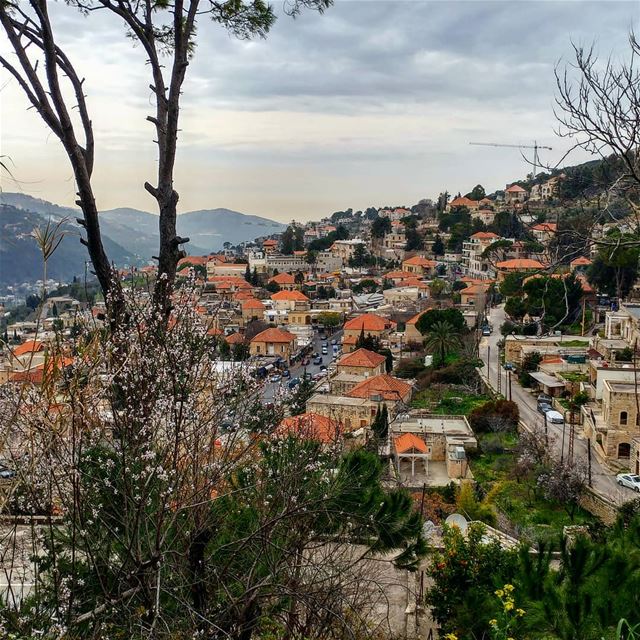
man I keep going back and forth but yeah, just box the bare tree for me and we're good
[0,0,331,316]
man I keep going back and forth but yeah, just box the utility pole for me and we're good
[568,420,575,463]
[496,347,502,395]
[487,344,491,388]
[587,439,592,487]
[508,370,512,401]
[560,419,566,464]
[544,411,549,448]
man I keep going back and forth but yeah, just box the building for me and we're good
[459,282,490,308]
[276,412,343,445]
[263,239,278,254]
[241,298,266,325]
[504,184,528,204]
[461,231,500,280]
[570,256,592,273]
[402,256,437,277]
[531,222,557,244]
[346,373,412,407]
[495,258,545,282]
[471,209,496,226]
[269,272,298,291]
[337,348,387,378]
[342,313,395,353]
[330,239,366,262]
[530,175,564,201]
[447,196,481,212]
[249,327,297,361]
[207,262,248,278]
[390,412,477,487]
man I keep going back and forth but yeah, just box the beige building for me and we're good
[249,327,297,362]
[330,239,366,262]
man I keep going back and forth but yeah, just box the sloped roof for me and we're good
[385,270,416,279]
[532,222,557,232]
[347,374,411,401]
[506,184,527,193]
[263,239,278,246]
[251,328,296,344]
[570,256,592,267]
[277,413,342,443]
[269,272,296,285]
[12,340,45,357]
[403,256,437,267]
[271,290,309,302]
[338,348,386,368]
[242,297,266,310]
[225,332,246,345]
[496,258,545,270]
[344,313,393,332]
[449,196,477,207]
[394,432,428,454]
[470,231,499,240]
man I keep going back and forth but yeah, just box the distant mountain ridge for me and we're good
[0,193,285,288]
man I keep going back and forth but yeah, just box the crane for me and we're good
[469,141,552,179]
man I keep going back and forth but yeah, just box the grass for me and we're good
[557,339,590,347]
[411,389,490,415]
[560,371,589,383]
[470,432,596,545]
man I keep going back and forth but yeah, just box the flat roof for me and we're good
[307,394,369,407]
[529,372,565,388]
[605,381,639,393]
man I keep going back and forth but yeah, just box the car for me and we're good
[313,356,323,365]
[269,373,281,383]
[312,352,319,358]
[537,402,552,415]
[321,340,328,347]
[617,473,640,492]
[0,466,16,480]
[331,339,337,345]
[503,362,516,371]
[320,365,327,371]
[282,369,291,378]
[288,377,300,389]
[321,347,328,355]
[545,410,564,424]
[303,372,313,381]
[481,326,491,336]
[537,393,553,404]
[312,371,325,381]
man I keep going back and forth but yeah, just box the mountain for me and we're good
[98,206,286,254]
[0,204,135,287]
[1,193,286,260]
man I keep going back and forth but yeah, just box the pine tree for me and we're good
[372,404,389,440]
[245,264,251,283]
[251,267,259,286]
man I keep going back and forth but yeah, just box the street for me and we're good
[480,305,628,505]
[262,328,343,401]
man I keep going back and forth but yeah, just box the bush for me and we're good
[395,357,427,379]
[482,433,505,455]
[468,399,520,433]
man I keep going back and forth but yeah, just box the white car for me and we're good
[545,410,564,425]
[617,473,640,492]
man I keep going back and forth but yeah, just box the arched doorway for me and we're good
[618,442,631,459]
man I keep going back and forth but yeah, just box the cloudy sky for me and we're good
[2,1,639,222]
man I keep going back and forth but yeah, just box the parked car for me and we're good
[288,377,300,389]
[617,473,640,492]
[546,410,564,424]
[269,373,281,383]
[313,371,326,381]
[331,339,337,345]
[503,362,516,371]
[303,372,313,381]
[282,369,291,378]
[313,356,323,365]
[537,402,552,415]
[321,347,328,355]
[537,393,553,404]
[0,465,16,480]
[481,326,491,336]
[320,365,327,371]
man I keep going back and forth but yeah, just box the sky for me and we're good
[1,1,640,222]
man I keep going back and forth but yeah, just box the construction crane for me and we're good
[469,141,552,178]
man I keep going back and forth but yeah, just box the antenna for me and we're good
[469,141,553,178]
[445,513,468,532]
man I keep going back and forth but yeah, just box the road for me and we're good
[480,305,629,505]
[263,329,343,401]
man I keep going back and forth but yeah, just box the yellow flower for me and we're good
[517,608,526,617]
[508,637,515,640]
[504,584,515,592]
[495,589,504,597]
[489,619,498,627]
[444,634,458,640]
[504,601,514,612]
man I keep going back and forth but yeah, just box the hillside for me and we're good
[0,204,135,287]
[1,193,286,260]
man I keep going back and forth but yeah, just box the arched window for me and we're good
[620,411,628,426]
[618,442,631,459]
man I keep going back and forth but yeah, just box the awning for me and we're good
[529,372,565,388]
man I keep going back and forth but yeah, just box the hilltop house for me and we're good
[249,327,297,362]
[342,313,396,353]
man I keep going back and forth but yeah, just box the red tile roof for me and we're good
[225,332,246,345]
[338,348,386,369]
[449,196,477,208]
[496,258,545,270]
[570,256,592,267]
[394,432,428,454]
[277,413,342,443]
[263,239,278,246]
[242,298,266,310]
[470,231,499,240]
[506,184,527,193]
[403,256,437,267]
[532,222,557,232]
[343,313,394,332]
[271,290,309,302]
[347,374,411,401]
[251,328,296,344]
[385,270,415,279]
[269,272,296,285]
[12,340,45,357]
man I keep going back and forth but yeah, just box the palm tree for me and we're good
[424,320,461,367]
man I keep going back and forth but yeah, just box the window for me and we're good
[618,442,631,459]
[620,411,628,426]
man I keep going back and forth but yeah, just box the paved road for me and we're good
[480,305,630,505]
[263,329,343,401]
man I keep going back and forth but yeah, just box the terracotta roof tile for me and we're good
[394,432,428,454]
[277,413,342,443]
[251,328,296,344]
[271,290,309,302]
[338,348,386,368]
[347,374,411,401]
[344,313,394,332]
